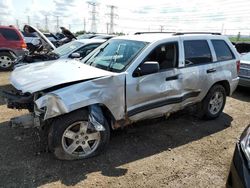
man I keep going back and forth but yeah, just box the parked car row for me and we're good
[0,25,116,70]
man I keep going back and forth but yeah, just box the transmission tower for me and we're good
[106,5,118,34]
[87,1,98,33]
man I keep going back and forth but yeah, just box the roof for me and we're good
[112,33,227,43]
[0,25,18,30]
[76,39,107,44]
[114,33,176,43]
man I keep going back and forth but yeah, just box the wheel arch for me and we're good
[0,49,17,57]
[209,80,231,96]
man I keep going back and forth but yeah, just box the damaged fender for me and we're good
[88,104,105,131]
[35,73,126,121]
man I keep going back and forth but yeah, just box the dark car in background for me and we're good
[227,125,250,188]
[0,25,28,70]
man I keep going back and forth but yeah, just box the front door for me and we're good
[126,41,184,120]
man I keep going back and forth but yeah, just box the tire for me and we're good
[200,84,226,120]
[0,52,15,71]
[48,109,110,160]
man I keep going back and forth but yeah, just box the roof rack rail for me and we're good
[135,32,174,35]
[173,32,221,35]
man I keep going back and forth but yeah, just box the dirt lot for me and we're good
[0,71,249,188]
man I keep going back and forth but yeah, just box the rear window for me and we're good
[211,40,234,61]
[22,31,37,37]
[184,40,212,65]
[0,28,20,41]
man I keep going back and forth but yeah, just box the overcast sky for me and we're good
[0,0,250,35]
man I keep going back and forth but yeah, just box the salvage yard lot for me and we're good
[0,71,249,188]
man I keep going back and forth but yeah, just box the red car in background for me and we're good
[0,25,28,70]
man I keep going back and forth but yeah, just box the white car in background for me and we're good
[239,52,250,87]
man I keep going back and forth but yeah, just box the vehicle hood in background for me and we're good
[10,59,114,93]
[23,25,56,50]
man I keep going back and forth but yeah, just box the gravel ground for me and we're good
[0,71,249,188]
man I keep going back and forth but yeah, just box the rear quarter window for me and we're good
[0,28,20,41]
[211,40,235,61]
[184,40,212,65]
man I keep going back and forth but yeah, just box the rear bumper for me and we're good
[226,143,250,188]
[230,77,239,95]
[238,76,250,88]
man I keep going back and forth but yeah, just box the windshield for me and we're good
[53,41,83,56]
[241,53,250,61]
[85,39,147,72]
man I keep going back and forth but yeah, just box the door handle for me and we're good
[165,75,179,81]
[206,68,216,73]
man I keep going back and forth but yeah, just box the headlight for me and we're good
[240,125,250,168]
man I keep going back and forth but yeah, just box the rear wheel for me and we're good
[200,84,226,120]
[48,109,110,160]
[0,52,15,70]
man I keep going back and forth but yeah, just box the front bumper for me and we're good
[238,76,250,88]
[226,143,250,188]
[0,87,33,111]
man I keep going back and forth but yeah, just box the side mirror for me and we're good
[134,61,159,77]
[70,52,81,58]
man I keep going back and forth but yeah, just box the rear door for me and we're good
[178,37,215,101]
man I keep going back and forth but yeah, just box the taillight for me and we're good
[21,40,27,49]
[236,60,240,74]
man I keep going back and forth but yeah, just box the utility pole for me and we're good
[221,23,224,34]
[56,16,59,32]
[87,1,98,33]
[106,5,118,34]
[16,19,19,29]
[160,25,164,32]
[84,18,86,31]
[68,24,71,30]
[106,23,109,34]
[45,15,48,31]
[27,16,30,25]
[36,23,39,29]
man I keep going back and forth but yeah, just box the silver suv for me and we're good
[2,32,240,160]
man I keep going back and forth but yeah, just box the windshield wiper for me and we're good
[87,45,107,65]
[107,45,121,71]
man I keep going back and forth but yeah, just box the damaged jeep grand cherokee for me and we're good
[1,32,240,160]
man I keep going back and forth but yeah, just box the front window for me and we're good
[53,41,83,56]
[85,39,147,72]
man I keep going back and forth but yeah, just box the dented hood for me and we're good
[10,59,114,93]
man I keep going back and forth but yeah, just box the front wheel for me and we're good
[0,52,15,70]
[48,109,110,160]
[200,84,226,120]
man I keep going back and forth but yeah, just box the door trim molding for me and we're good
[127,91,200,117]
